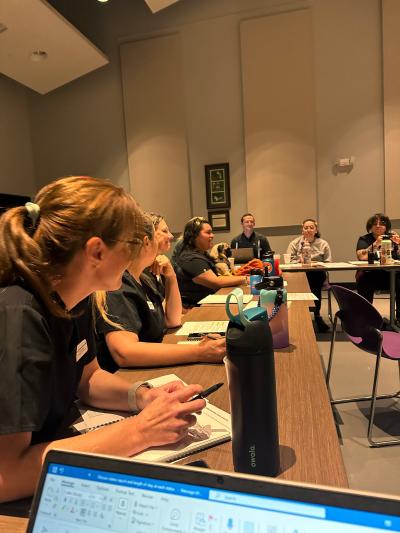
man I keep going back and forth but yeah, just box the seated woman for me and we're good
[173,217,246,307]
[0,177,205,503]
[356,213,400,321]
[287,218,331,333]
[96,214,226,372]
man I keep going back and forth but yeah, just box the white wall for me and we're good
[313,0,384,281]
[27,0,385,275]
[0,74,35,196]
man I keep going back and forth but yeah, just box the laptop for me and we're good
[27,449,400,532]
[231,247,255,263]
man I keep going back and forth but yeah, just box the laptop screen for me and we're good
[29,452,400,533]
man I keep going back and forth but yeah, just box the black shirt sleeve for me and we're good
[356,234,373,251]
[230,236,239,249]
[0,304,53,435]
[260,236,272,256]
[179,253,215,278]
[97,289,143,336]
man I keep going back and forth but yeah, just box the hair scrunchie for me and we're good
[25,202,41,227]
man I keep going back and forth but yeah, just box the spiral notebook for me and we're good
[74,374,231,463]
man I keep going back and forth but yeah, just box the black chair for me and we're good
[327,285,400,447]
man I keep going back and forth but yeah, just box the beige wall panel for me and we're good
[120,34,190,231]
[0,75,35,195]
[383,0,400,219]
[240,9,316,227]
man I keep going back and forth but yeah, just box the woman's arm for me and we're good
[323,241,332,262]
[192,269,246,290]
[0,384,205,503]
[356,237,380,260]
[105,330,226,367]
[286,240,299,262]
[77,358,132,410]
[152,256,182,328]
[356,248,368,260]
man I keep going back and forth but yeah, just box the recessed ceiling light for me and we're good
[97,0,109,3]
[31,50,48,62]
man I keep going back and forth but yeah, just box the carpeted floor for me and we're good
[315,293,400,496]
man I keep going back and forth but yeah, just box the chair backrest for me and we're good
[331,285,383,353]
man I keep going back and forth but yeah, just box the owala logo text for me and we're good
[249,445,256,467]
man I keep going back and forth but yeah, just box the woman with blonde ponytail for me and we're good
[95,214,225,372]
[0,176,205,503]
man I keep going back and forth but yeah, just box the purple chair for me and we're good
[326,285,400,447]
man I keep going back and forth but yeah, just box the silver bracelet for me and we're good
[127,381,152,412]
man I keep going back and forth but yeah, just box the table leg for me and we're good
[389,270,399,330]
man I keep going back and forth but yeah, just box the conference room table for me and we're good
[117,271,347,487]
[281,261,400,328]
[0,272,347,532]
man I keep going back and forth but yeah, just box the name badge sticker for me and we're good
[76,339,88,361]
[147,300,155,311]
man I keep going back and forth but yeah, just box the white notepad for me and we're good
[287,292,318,301]
[175,320,229,336]
[316,262,354,268]
[348,260,378,265]
[198,294,253,304]
[75,374,231,463]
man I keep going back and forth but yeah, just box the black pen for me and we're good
[191,382,224,401]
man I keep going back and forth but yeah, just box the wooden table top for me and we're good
[0,272,347,531]
[0,515,27,532]
[117,299,347,488]
[281,261,400,272]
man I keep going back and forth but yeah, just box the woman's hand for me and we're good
[374,235,383,249]
[150,255,176,279]
[197,336,226,362]
[133,384,205,449]
[136,380,185,410]
[391,232,400,245]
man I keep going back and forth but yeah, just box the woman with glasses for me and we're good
[96,214,226,372]
[173,216,246,307]
[356,213,400,322]
[0,177,205,503]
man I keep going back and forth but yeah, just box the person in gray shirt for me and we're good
[287,218,331,333]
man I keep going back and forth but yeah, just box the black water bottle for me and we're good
[225,317,280,476]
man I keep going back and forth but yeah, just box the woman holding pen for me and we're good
[96,213,226,372]
[0,177,205,503]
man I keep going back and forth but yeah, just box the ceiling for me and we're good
[144,0,180,13]
[0,0,109,95]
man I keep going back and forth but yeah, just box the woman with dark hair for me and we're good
[0,177,205,502]
[96,214,226,372]
[356,213,400,319]
[286,218,332,332]
[173,216,246,307]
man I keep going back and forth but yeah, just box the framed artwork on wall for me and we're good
[205,163,231,209]
[208,209,230,232]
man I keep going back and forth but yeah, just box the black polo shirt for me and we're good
[175,248,218,306]
[230,231,271,259]
[96,271,166,372]
[0,283,96,444]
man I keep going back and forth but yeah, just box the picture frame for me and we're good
[208,209,230,232]
[205,163,231,209]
